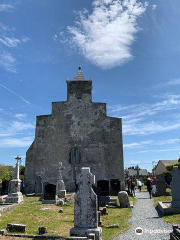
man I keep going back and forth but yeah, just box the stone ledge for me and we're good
[158,202,180,216]
[0,204,18,215]
[4,234,88,240]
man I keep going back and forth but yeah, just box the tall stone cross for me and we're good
[171,166,180,208]
[74,167,98,228]
[15,155,21,180]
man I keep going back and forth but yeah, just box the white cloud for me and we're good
[0,3,15,12]
[0,136,34,148]
[110,94,180,135]
[14,113,27,119]
[123,120,180,135]
[137,148,180,154]
[21,37,31,43]
[0,12,31,73]
[167,79,180,86]
[67,0,147,69]
[124,138,179,149]
[152,5,157,10]
[0,120,34,137]
[0,51,17,73]
[124,140,153,148]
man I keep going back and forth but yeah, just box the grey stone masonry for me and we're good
[171,166,180,208]
[70,167,102,240]
[25,68,124,193]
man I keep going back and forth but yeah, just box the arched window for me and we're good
[69,148,81,164]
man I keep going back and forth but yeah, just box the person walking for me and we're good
[131,179,136,197]
[146,177,153,199]
[137,179,142,192]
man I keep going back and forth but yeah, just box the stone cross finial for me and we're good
[74,67,85,81]
[77,167,95,187]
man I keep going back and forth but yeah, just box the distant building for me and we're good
[126,169,148,178]
[155,160,178,176]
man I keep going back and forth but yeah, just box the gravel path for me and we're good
[116,190,172,240]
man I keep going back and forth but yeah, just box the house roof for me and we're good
[159,160,178,166]
[128,169,148,176]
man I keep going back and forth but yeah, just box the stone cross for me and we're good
[15,156,21,180]
[74,167,97,228]
[6,156,23,204]
[171,166,180,208]
[70,167,102,240]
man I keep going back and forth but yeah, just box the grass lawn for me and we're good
[0,195,136,240]
[153,188,180,225]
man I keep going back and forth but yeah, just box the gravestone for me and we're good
[6,156,23,204]
[171,166,180,208]
[156,175,166,196]
[110,179,121,195]
[56,162,66,198]
[70,167,102,240]
[118,191,130,208]
[42,183,56,204]
[1,180,9,195]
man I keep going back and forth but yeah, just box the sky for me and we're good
[0,0,180,171]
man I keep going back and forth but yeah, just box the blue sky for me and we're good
[0,0,180,170]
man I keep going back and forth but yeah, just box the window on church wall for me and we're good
[69,148,81,164]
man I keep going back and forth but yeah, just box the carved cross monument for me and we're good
[70,167,102,240]
[171,166,180,208]
[56,162,66,198]
[6,156,23,204]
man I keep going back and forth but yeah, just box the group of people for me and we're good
[126,177,154,199]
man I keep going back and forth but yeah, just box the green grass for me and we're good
[153,188,180,224]
[102,196,136,240]
[0,195,136,240]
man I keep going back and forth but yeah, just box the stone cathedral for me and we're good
[25,68,125,194]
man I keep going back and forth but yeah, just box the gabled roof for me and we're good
[159,160,178,166]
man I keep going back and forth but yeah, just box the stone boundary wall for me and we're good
[1,234,88,240]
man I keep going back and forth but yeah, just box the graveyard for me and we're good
[0,1,180,239]
[0,192,135,240]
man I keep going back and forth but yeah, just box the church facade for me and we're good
[25,69,124,194]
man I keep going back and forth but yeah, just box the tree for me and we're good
[0,164,13,180]
[20,166,25,176]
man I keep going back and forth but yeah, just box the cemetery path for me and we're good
[116,190,172,240]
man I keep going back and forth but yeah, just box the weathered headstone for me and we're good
[171,166,180,208]
[56,162,66,199]
[70,167,102,240]
[155,175,166,196]
[118,191,130,208]
[6,156,23,204]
